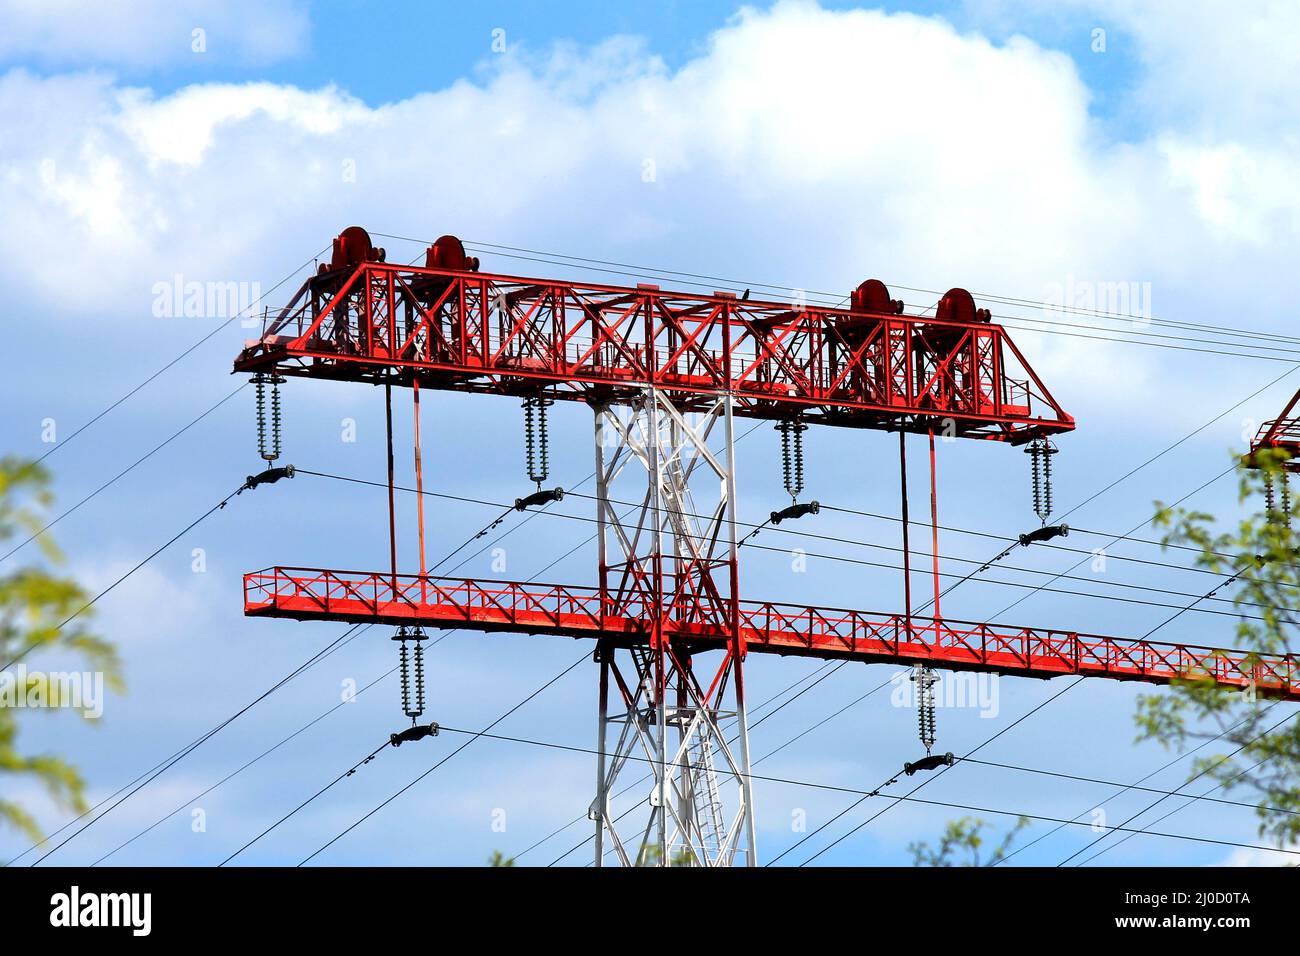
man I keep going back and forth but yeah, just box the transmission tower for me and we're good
[235,227,1298,866]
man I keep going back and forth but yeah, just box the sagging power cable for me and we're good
[26,617,357,866]
[288,655,588,867]
[788,442,1277,865]
[90,471,568,867]
[33,244,326,468]
[0,382,248,566]
[295,470,1276,618]
[441,723,1300,865]
[1076,752,1283,867]
[3,470,293,678]
[218,736,396,866]
[371,231,1300,364]
[88,633,390,867]
[1056,706,1293,867]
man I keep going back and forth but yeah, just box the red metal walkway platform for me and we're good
[244,567,1299,700]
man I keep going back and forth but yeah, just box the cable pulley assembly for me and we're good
[775,419,808,502]
[1025,437,1058,523]
[523,395,554,488]
[911,663,938,754]
[393,625,429,724]
[770,500,820,525]
[391,722,440,747]
[903,752,955,776]
[515,487,565,511]
[1018,522,1068,547]
[239,464,295,494]
[252,372,285,463]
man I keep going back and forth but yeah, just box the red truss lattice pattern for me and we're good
[234,261,1074,441]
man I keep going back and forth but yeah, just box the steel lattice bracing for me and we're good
[243,569,1300,701]
[588,390,755,866]
[233,233,1074,442]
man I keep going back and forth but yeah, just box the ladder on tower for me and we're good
[687,716,727,865]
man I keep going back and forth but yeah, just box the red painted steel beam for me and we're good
[244,567,1300,700]
[233,235,1074,443]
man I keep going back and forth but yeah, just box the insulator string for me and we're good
[913,664,937,754]
[776,420,807,501]
[523,397,553,488]
[1027,438,1057,523]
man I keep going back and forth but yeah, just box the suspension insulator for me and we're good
[1264,473,1277,522]
[1025,438,1058,523]
[411,631,426,720]
[911,663,938,754]
[253,372,285,463]
[253,373,267,459]
[776,419,808,502]
[395,626,411,715]
[1282,472,1292,530]
[268,373,284,462]
[392,625,429,723]
[523,396,553,488]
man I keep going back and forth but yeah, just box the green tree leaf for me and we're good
[0,455,123,845]
[1136,448,1300,848]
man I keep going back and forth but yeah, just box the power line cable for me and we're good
[33,246,327,466]
[90,644,392,866]
[777,676,1083,867]
[2,474,276,677]
[92,462,593,865]
[741,541,1293,623]
[992,710,1257,866]
[287,655,588,867]
[961,754,1299,820]
[215,487,641,866]
[27,621,364,865]
[1076,752,1281,867]
[299,471,1282,620]
[430,722,1300,863]
[1056,706,1293,866]
[218,734,396,866]
[375,232,1300,356]
[2,382,248,564]
[789,458,1259,865]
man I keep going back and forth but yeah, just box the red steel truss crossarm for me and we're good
[1247,387,1300,472]
[233,230,1074,443]
[244,568,1300,701]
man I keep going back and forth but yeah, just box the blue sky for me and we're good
[1,0,1299,867]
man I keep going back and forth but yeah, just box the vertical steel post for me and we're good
[645,388,668,866]
[593,405,609,615]
[594,643,610,867]
[384,382,398,596]
[928,427,941,622]
[899,430,912,634]
[592,404,611,867]
[724,393,757,866]
[412,379,427,600]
